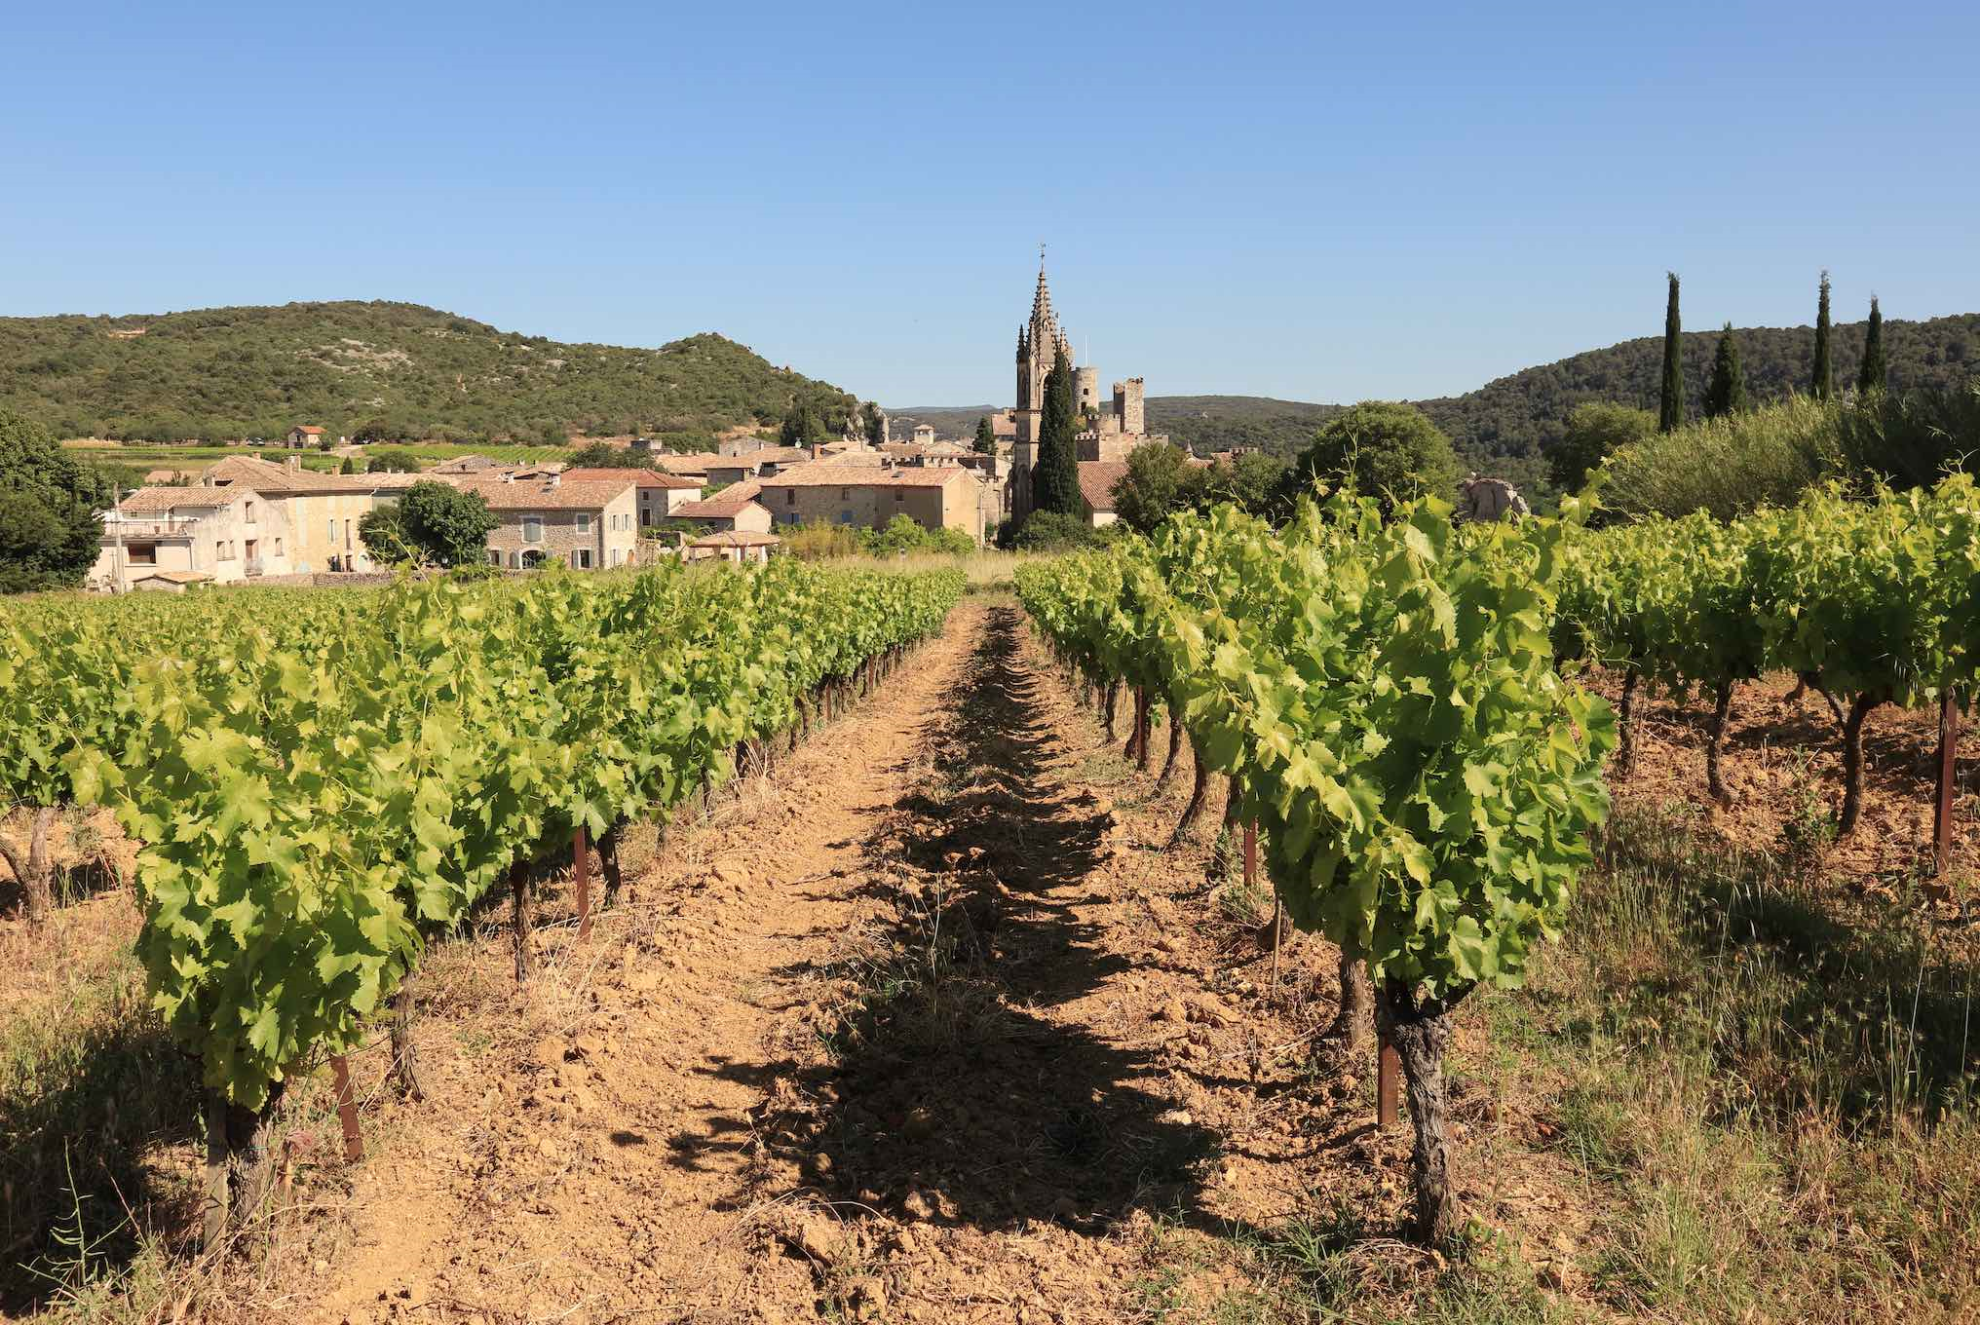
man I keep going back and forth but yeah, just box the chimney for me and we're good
[285,456,301,474]
[811,444,822,460]
[502,471,515,483]
[548,473,561,489]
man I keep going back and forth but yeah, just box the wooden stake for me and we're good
[1937,689,1961,875]
[329,1054,365,1162]
[574,825,593,940]
[1270,894,1284,997]
[1377,1038,1400,1131]
[511,858,533,983]
[201,1091,230,1249]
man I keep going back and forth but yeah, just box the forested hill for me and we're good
[1145,396,1344,454]
[1416,312,1980,463]
[0,301,860,448]
[896,313,1980,482]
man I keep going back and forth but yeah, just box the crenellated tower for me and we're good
[1015,259,1078,449]
[1007,252,1167,523]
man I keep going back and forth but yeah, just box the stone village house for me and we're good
[89,456,428,590]
[754,462,989,545]
[672,483,775,535]
[458,473,641,570]
[561,467,705,527]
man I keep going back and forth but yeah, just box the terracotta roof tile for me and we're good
[562,467,703,490]
[454,476,636,510]
[761,462,978,490]
[676,482,765,518]
[648,453,714,476]
[117,486,238,515]
[1077,461,1130,513]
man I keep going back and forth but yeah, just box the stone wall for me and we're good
[1113,378,1145,435]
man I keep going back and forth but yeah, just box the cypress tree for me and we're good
[1858,296,1887,395]
[973,415,996,454]
[1813,271,1835,401]
[1658,272,1684,434]
[1032,345,1081,516]
[1704,322,1748,418]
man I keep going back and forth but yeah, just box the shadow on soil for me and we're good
[673,605,1218,1231]
[0,1004,202,1312]
[1580,804,1980,1124]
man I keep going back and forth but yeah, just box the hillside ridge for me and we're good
[0,299,861,449]
[892,312,1980,485]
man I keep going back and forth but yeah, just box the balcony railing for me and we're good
[100,519,198,540]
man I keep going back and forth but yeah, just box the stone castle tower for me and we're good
[1008,256,1169,522]
[1014,264,1074,448]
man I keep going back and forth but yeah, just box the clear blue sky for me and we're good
[3,1,1976,407]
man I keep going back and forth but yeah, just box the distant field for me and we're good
[397,442,575,464]
[61,440,577,474]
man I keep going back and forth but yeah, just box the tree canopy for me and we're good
[1031,347,1081,517]
[1111,443,1196,534]
[1704,323,1748,419]
[779,402,825,448]
[364,447,425,472]
[1276,402,1460,517]
[973,415,996,455]
[565,442,655,469]
[361,480,498,568]
[0,407,114,593]
[1859,298,1887,395]
[1659,273,1685,434]
[1814,272,1836,402]
[1548,402,1655,494]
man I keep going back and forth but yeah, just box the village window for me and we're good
[895,489,905,501]
[523,516,543,544]
[572,548,594,570]
[328,518,337,543]
[785,490,796,506]
[839,487,850,499]
[127,543,156,565]
[576,513,592,535]
[274,538,284,556]
[640,508,652,527]
[244,500,256,523]
[488,550,502,566]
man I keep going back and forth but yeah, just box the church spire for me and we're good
[1031,248,1053,325]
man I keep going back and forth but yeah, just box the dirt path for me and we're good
[295,598,1403,1325]
[303,603,985,1323]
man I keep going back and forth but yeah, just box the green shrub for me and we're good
[1273,401,1460,518]
[1833,379,1980,491]
[1010,510,1102,551]
[1600,396,1842,521]
[1550,402,1656,494]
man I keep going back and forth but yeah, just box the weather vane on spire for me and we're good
[1039,241,1046,271]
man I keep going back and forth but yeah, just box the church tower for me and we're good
[1016,259,1070,449]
